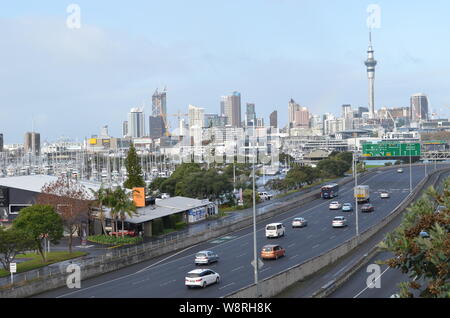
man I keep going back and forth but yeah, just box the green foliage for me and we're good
[123,144,145,189]
[379,178,450,298]
[317,158,351,178]
[242,189,261,208]
[0,227,34,271]
[13,205,64,262]
[87,235,142,245]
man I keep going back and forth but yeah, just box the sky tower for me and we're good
[365,32,377,119]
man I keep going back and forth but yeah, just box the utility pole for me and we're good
[409,146,412,193]
[354,147,359,239]
[252,121,260,298]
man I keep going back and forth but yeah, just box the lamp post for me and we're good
[354,141,359,239]
[251,121,260,298]
[409,145,412,193]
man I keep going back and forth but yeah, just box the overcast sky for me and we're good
[1,0,450,144]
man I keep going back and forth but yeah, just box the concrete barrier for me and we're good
[225,167,450,298]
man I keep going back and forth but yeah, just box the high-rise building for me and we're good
[188,105,205,128]
[122,121,129,137]
[100,125,109,138]
[245,103,256,127]
[0,133,3,152]
[149,115,166,139]
[270,111,278,128]
[288,99,299,126]
[204,114,227,128]
[221,92,242,127]
[152,88,167,117]
[410,93,429,122]
[24,132,40,155]
[295,107,310,128]
[128,107,145,138]
[365,32,377,119]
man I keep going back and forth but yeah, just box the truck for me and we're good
[354,185,370,204]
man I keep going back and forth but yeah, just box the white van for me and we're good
[265,223,285,238]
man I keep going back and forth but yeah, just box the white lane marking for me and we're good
[178,264,191,270]
[312,244,320,249]
[260,267,271,273]
[132,278,149,285]
[232,266,244,272]
[218,282,236,290]
[236,253,247,258]
[288,243,296,248]
[160,279,176,287]
[289,255,299,260]
[330,235,336,240]
[353,267,390,298]
[136,243,202,274]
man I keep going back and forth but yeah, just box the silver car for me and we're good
[292,217,308,228]
[195,251,219,265]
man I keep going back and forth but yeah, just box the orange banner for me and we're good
[133,187,145,207]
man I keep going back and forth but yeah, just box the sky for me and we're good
[1,0,450,144]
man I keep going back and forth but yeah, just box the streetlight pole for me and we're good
[354,144,359,239]
[409,145,412,193]
[251,122,259,298]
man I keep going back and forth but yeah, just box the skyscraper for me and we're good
[365,32,377,119]
[245,103,256,127]
[149,115,166,139]
[221,92,242,127]
[122,121,129,137]
[410,93,429,122]
[288,99,299,126]
[128,107,145,138]
[270,111,278,128]
[24,132,40,155]
[188,105,205,128]
[152,88,167,117]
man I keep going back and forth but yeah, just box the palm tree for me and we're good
[90,187,114,235]
[110,187,137,237]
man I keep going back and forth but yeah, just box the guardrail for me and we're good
[224,166,450,298]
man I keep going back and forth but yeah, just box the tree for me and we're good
[379,179,450,298]
[242,189,261,208]
[0,227,34,271]
[109,187,137,237]
[13,205,63,262]
[123,144,145,189]
[37,177,91,254]
[90,186,114,235]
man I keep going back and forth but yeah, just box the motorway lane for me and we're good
[36,166,427,298]
[328,251,411,298]
[329,167,450,298]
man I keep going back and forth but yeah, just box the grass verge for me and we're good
[0,251,87,278]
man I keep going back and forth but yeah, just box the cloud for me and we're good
[0,17,195,143]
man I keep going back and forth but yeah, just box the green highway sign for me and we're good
[362,142,421,157]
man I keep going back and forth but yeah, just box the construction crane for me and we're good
[159,111,189,136]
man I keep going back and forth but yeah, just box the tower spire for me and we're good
[365,31,377,119]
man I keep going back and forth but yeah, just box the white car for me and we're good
[379,190,390,198]
[397,168,404,173]
[329,201,342,210]
[265,223,285,238]
[258,192,273,201]
[185,269,220,288]
[332,216,348,228]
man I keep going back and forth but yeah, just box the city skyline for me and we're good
[1,1,450,143]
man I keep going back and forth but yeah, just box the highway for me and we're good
[36,165,429,298]
[328,167,450,298]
